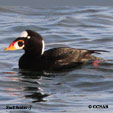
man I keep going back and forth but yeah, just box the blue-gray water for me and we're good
[0,6,113,113]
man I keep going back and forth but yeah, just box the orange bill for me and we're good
[4,41,17,51]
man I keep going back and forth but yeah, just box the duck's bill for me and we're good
[4,42,17,51]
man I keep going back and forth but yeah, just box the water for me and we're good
[0,6,113,113]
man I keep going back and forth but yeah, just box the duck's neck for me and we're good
[25,39,45,57]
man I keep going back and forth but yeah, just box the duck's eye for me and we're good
[18,41,24,47]
[14,40,24,50]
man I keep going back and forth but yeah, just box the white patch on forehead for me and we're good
[41,40,45,55]
[20,31,28,38]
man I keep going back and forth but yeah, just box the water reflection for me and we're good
[2,70,50,103]
[25,92,48,103]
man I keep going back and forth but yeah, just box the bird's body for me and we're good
[5,30,107,71]
[19,47,103,71]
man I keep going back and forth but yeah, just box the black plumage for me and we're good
[5,30,108,71]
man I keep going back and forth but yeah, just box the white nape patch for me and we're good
[41,40,45,55]
[20,31,28,38]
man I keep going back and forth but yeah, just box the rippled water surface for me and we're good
[0,6,113,113]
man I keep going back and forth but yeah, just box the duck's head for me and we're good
[5,30,45,56]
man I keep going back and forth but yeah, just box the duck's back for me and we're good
[42,47,101,69]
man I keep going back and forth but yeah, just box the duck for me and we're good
[5,30,108,71]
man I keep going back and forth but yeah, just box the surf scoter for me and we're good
[5,30,107,71]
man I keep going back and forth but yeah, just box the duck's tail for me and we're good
[89,50,109,54]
